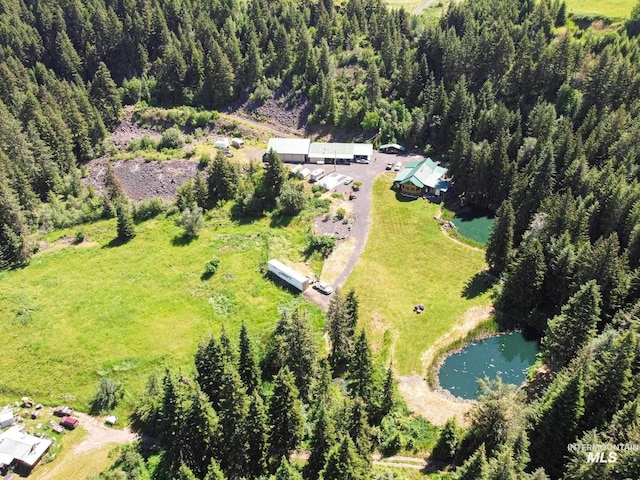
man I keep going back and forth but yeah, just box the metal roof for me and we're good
[268,259,309,285]
[394,158,450,191]
[380,143,405,150]
[267,138,311,156]
[308,142,354,159]
[353,143,373,156]
[0,426,52,467]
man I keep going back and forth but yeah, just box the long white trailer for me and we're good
[267,259,311,292]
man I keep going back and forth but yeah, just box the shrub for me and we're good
[199,152,212,169]
[116,203,136,242]
[178,204,204,238]
[307,234,336,258]
[159,127,184,150]
[133,197,165,222]
[336,207,346,220]
[203,257,220,279]
[353,180,363,190]
[277,181,307,216]
[74,230,85,244]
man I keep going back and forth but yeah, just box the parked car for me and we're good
[393,161,402,171]
[60,416,79,430]
[385,162,393,170]
[53,406,73,417]
[314,281,333,295]
[343,176,353,185]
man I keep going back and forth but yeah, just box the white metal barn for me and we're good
[266,138,311,163]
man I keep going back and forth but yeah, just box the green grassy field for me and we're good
[565,0,635,20]
[0,210,324,413]
[345,178,491,374]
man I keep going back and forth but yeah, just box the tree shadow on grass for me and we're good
[394,190,419,202]
[462,271,497,299]
[103,237,129,249]
[171,233,197,246]
[270,213,294,228]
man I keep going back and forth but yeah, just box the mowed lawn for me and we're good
[565,0,635,19]
[346,177,491,374]
[0,213,323,412]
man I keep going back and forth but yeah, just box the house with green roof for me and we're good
[393,158,451,197]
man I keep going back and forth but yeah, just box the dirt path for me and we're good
[398,305,494,426]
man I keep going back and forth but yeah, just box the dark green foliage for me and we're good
[133,197,165,222]
[307,234,337,258]
[275,457,304,480]
[207,151,239,207]
[455,444,489,480]
[204,258,220,278]
[277,180,307,216]
[91,377,124,414]
[485,200,514,275]
[542,281,601,367]
[263,149,286,210]
[238,323,260,394]
[326,290,356,372]
[348,331,375,408]
[90,62,121,127]
[268,366,305,461]
[306,407,337,480]
[347,398,373,461]
[432,418,459,462]
[203,458,227,480]
[319,436,368,480]
[195,336,229,410]
[116,203,135,242]
[181,386,221,478]
[246,393,269,478]
[529,373,585,477]
[160,127,184,150]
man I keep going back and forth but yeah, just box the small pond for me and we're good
[438,332,539,400]
[452,207,495,245]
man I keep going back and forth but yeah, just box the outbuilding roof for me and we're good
[0,426,52,468]
[308,142,355,160]
[267,138,311,156]
[394,158,450,192]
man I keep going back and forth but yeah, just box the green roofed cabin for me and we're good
[393,158,451,197]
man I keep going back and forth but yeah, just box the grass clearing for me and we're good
[565,0,634,20]
[345,177,491,374]
[0,211,324,414]
[33,443,114,480]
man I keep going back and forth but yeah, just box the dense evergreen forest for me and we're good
[2,0,640,477]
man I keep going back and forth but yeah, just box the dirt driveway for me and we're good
[301,151,421,308]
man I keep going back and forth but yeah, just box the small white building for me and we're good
[0,407,13,428]
[214,138,230,150]
[266,138,311,163]
[319,173,346,191]
[231,138,244,148]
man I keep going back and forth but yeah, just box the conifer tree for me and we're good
[455,444,489,480]
[116,202,135,242]
[238,322,260,394]
[306,407,337,480]
[193,171,208,209]
[529,372,584,478]
[344,289,359,341]
[207,151,239,207]
[485,200,515,275]
[269,366,305,461]
[262,149,286,209]
[204,458,227,480]
[320,436,367,480]
[159,370,184,470]
[288,309,318,401]
[217,362,250,478]
[246,392,269,478]
[347,398,373,461]
[348,331,375,408]
[375,366,397,423]
[195,336,228,410]
[432,418,459,462]
[326,290,352,371]
[89,62,121,127]
[542,281,601,367]
[275,457,304,480]
[176,463,198,480]
[182,386,220,478]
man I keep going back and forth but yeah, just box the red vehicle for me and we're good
[60,416,79,430]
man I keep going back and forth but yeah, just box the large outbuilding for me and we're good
[266,138,373,164]
[0,426,52,474]
[266,138,311,163]
[393,158,451,197]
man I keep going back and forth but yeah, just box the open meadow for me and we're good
[346,177,492,375]
[565,0,635,20]
[0,210,324,414]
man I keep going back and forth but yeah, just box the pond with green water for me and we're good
[452,207,494,245]
[438,332,539,400]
